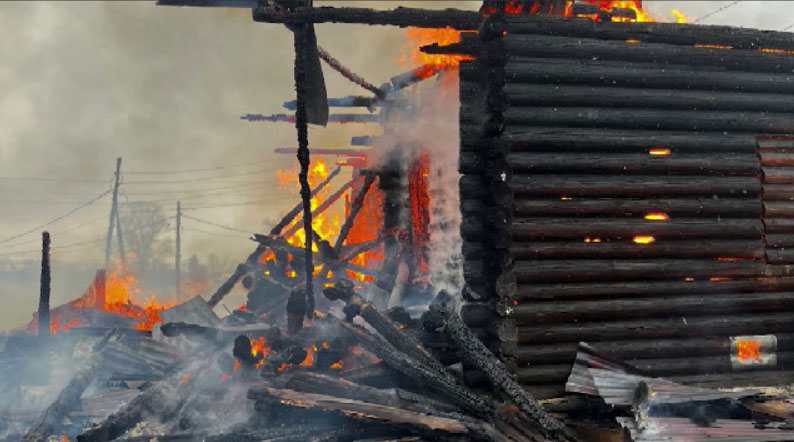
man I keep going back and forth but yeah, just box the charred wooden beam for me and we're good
[271,165,342,235]
[333,172,377,254]
[764,167,794,184]
[503,106,794,134]
[252,5,482,29]
[431,301,578,442]
[512,198,761,218]
[496,14,794,51]
[503,34,794,74]
[207,247,263,308]
[282,177,356,238]
[504,151,759,176]
[509,240,764,260]
[511,292,794,325]
[37,231,50,338]
[511,259,764,284]
[500,83,794,114]
[500,126,757,153]
[518,311,794,344]
[508,218,763,241]
[509,174,761,198]
[516,277,794,301]
[762,184,794,201]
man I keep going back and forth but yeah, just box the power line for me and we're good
[0,175,109,183]
[0,215,107,250]
[181,214,253,234]
[124,159,278,174]
[181,226,251,240]
[181,196,297,210]
[0,189,112,245]
[119,186,270,204]
[693,1,741,23]
[783,23,794,32]
[0,236,105,257]
[123,170,282,185]
[120,180,274,196]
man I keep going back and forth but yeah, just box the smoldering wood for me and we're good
[764,218,794,233]
[333,172,377,254]
[500,126,758,153]
[759,139,794,152]
[337,321,494,419]
[761,152,794,167]
[431,303,577,442]
[767,234,794,247]
[517,311,794,344]
[509,174,761,198]
[207,248,263,308]
[252,5,482,29]
[511,259,764,284]
[22,332,114,442]
[516,277,794,301]
[514,198,761,218]
[496,14,794,51]
[38,231,50,338]
[270,165,342,235]
[763,167,794,184]
[503,34,794,74]
[500,83,794,114]
[458,152,512,180]
[505,151,759,176]
[761,184,794,201]
[509,240,764,260]
[459,176,513,205]
[508,218,763,241]
[160,322,282,344]
[510,292,794,325]
[282,177,356,238]
[503,106,794,134]
[767,249,794,264]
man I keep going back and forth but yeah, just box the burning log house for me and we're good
[8,1,794,441]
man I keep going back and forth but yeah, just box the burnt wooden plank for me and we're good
[510,175,761,198]
[509,218,763,240]
[515,198,761,218]
[510,240,764,260]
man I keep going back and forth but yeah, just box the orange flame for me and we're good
[736,339,762,362]
[644,212,669,221]
[400,27,473,72]
[633,235,655,244]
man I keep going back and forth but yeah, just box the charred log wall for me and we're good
[458,15,794,401]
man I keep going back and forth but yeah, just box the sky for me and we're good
[0,0,791,328]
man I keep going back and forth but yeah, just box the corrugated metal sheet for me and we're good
[618,417,794,442]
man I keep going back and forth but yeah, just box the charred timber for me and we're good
[252,6,482,29]
[517,334,794,365]
[510,292,794,325]
[761,153,794,167]
[509,175,761,198]
[333,172,376,253]
[509,240,764,260]
[431,302,578,442]
[207,248,263,308]
[503,107,794,134]
[767,234,794,247]
[516,277,794,301]
[764,167,794,184]
[38,231,50,338]
[511,259,764,284]
[459,176,513,205]
[505,151,759,176]
[514,198,761,218]
[764,218,794,233]
[761,184,794,201]
[500,126,757,153]
[517,311,794,344]
[503,34,794,74]
[487,58,794,94]
[496,14,794,51]
[508,218,763,241]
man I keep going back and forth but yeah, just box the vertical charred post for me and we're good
[293,22,315,319]
[376,149,409,304]
[457,11,517,380]
[38,231,51,338]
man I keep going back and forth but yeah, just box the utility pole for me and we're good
[115,209,126,268]
[104,157,122,271]
[175,201,181,298]
[38,231,51,338]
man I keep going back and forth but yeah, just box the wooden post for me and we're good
[104,157,122,270]
[38,231,50,338]
[115,209,126,268]
[175,201,181,298]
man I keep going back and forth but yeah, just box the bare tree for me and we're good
[118,202,171,275]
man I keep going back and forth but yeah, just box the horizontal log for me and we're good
[762,184,794,201]
[518,311,794,344]
[503,34,794,74]
[516,352,794,384]
[514,198,761,218]
[759,138,794,152]
[509,240,764,260]
[671,369,794,389]
[501,126,757,153]
[507,151,759,176]
[509,218,763,241]
[500,15,794,51]
[765,203,794,218]
[766,234,794,247]
[459,176,514,205]
[761,153,794,167]
[502,83,794,114]
[513,292,794,325]
[503,107,794,134]
[765,219,794,233]
[517,334,794,365]
[491,57,794,94]
[764,167,794,184]
[516,278,794,301]
[252,5,481,29]
[513,259,764,284]
[510,175,761,198]
[767,249,794,264]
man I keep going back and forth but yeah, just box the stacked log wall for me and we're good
[458,15,794,400]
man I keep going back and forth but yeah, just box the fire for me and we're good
[60,436,69,442]
[644,212,669,221]
[633,235,655,244]
[233,359,240,372]
[583,1,655,22]
[182,375,190,382]
[400,27,473,73]
[736,339,762,362]
[649,148,671,156]
[221,373,229,381]
[584,237,602,243]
